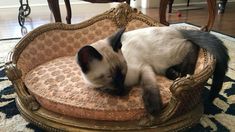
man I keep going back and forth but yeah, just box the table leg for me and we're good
[159,0,170,25]
[126,0,130,5]
[47,0,62,22]
[218,0,228,14]
[64,0,72,24]
[168,0,174,13]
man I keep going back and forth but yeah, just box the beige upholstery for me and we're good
[23,45,207,121]
[17,19,151,79]
[24,56,172,121]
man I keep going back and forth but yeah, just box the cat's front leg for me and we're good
[139,65,163,126]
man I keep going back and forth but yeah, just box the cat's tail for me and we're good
[179,29,229,103]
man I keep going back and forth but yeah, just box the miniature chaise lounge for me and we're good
[5,2,217,131]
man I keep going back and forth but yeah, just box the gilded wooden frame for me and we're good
[4,3,216,131]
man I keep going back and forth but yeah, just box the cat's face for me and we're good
[76,28,128,96]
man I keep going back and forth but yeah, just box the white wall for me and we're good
[0,0,81,8]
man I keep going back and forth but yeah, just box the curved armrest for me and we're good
[169,51,215,114]
[156,50,215,122]
[170,51,215,98]
[5,56,40,111]
[159,0,216,31]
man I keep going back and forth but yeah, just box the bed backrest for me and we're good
[15,4,161,78]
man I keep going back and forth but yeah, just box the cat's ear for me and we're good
[76,46,103,73]
[109,27,126,52]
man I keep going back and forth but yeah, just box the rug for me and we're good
[0,23,235,131]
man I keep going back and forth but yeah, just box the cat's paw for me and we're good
[138,114,155,127]
[142,87,163,116]
[97,86,131,97]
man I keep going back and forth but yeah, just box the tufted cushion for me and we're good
[17,19,117,78]
[24,56,173,121]
[17,19,155,79]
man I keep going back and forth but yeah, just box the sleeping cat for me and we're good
[76,27,229,124]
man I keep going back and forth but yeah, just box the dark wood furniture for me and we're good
[47,0,130,24]
[168,0,225,14]
[160,0,216,31]
[168,0,190,13]
[47,0,216,31]
[218,0,228,14]
[47,0,72,24]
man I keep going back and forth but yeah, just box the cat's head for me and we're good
[76,28,128,96]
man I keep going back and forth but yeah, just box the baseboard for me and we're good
[131,0,235,9]
[173,0,235,7]
[1,0,235,10]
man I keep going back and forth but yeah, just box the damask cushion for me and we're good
[24,56,173,121]
[17,19,152,79]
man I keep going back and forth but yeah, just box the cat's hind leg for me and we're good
[165,65,181,80]
[165,43,199,80]
[179,44,199,77]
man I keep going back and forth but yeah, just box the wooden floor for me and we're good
[0,2,235,40]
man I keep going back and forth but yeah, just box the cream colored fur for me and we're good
[80,26,193,89]
[121,27,193,87]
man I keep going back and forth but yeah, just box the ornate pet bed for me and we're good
[5,2,216,131]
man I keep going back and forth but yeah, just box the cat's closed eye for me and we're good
[95,74,112,80]
[106,74,112,79]
[95,74,105,80]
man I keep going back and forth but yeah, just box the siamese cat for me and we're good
[76,27,229,124]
